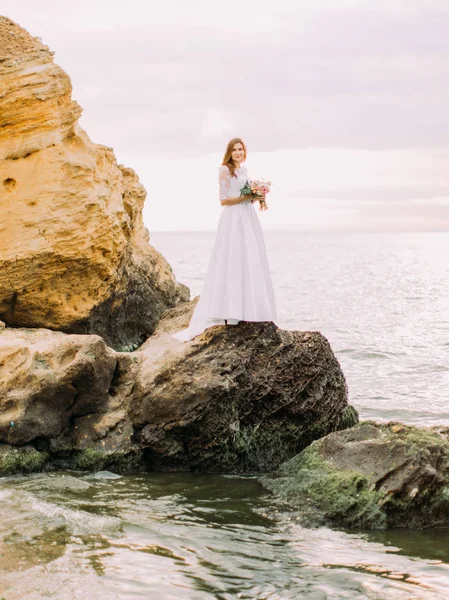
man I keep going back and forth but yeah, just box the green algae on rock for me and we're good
[0,444,49,476]
[0,313,358,475]
[131,311,359,473]
[0,443,145,477]
[261,421,449,529]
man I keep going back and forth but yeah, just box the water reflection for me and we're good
[1,471,449,599]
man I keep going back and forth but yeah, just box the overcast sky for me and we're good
[3,0,449,231]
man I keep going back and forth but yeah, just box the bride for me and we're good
[173,137,277,342]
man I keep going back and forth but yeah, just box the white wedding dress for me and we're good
[173,164,277,342]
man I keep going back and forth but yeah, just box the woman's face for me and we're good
[231,143,245,164]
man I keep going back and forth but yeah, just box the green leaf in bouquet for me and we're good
[239,180,253,197]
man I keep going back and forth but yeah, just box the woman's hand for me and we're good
[257,194,268,211]
[246,194,268,210]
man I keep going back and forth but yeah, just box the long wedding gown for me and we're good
[173,164,277,342]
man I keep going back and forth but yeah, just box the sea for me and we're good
[0,231,448,599]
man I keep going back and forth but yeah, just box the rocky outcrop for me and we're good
[0,305,358,475]
[0,325,141,474]
[0,16,188,350]
[0,16,359,482]
[261,421,449,529]
[129,302,357,472]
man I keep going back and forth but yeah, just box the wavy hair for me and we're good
[222,137,247,178]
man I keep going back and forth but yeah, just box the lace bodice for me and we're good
[218,165,250,202]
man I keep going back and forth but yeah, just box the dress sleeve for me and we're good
[218,165,231,201]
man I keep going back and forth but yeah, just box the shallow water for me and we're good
[1,231,448,598]
[1,471,449,599]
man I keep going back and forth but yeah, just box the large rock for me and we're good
[128,303,358,472]
[261,421,449,529]
[0,16,188,350]
[0,326,116,444]
[0,306,358,474]
[0,325,141,474]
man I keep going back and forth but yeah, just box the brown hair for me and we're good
[222,137,247,178]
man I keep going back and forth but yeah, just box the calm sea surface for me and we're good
[153,230,449,426]
[1,231,448,599]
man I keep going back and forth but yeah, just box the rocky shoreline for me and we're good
[1,15,443,531]
[0,302,358,476]
[261,421,449,529]
[0,15,357,480]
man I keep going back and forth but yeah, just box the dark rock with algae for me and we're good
[0,302,358,475]
[129,304,358,472]
[261,421,449,529]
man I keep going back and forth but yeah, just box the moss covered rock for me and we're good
[261,421,449,529]
[0,443,49,476]
[0,305,358,475]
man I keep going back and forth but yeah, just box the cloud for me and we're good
[4,0,449,156]
[200,108,235,137]
[2,0,449,230]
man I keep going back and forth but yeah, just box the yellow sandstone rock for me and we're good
[0,16,188,349]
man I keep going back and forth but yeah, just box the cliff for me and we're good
[0,16,188,350]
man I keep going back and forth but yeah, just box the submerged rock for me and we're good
[261,421,449,529]
[16,472,92,491]
[89,471,122,480]
[0,16,188,350]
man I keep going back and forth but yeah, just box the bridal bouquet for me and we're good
[240,178,272,211]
